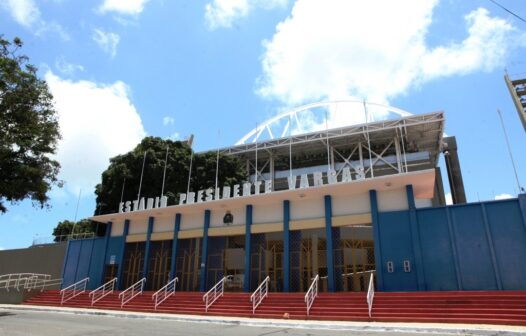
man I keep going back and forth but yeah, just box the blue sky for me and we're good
[1,0,525,250]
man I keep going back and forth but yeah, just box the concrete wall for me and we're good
[0,243,66,280]
[0,242,67,303]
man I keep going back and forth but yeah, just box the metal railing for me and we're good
[304,274,319,316]
[119,278,146,308]
[89,277,117,306]
[60,277,89,305]
[341,270,376,277]
[367,272,375,318]
[152,277,178,310]
[25,276,62,292]
[0,273,51,291]
[250,276,270,314]
[203,275,232,312]
[32,232,95,245]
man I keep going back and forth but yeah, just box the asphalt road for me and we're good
[0,309,516,336]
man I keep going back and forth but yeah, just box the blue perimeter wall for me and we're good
[375,195,526,291]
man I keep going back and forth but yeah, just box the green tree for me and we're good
[52,219,102,242]
[94,136,246,215]
[0,36,61,213]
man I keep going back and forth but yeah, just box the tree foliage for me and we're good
[0,36,61,213]
[94,136,246,215]
[52,219,103,242]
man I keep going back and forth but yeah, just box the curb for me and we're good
[1,304,526,335]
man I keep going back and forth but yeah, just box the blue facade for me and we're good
[375,197,526,291]
[62,191,526,293]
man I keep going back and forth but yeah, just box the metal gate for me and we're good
[176,238,201,291]
[147,240,172,290]
[122,242,145,289]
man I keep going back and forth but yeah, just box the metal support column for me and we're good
[244,205,253,292]
[117,219,130,289]
[169,214,181,280]
[199,210,211,292]
[142,217,154,279]
[283,200,290,292]
[324,195,335,292]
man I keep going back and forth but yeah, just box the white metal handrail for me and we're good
[367,272,375,318]
[89,277,118,306]
[0,273,51,291]
[203,275,232,312]
[60,277,89,305]
[341,270,376,277]
[304,274,319,316]
[250,276,270,314]
[118,278,146,308]
[25,277,63,291]
[152,277,178,310]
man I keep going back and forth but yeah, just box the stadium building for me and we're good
[60,101,526,295]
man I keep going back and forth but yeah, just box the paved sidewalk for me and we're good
[1,304,525,335]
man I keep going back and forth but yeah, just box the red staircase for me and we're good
[22,290,526,325]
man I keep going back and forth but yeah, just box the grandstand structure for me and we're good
[55,101,525,302]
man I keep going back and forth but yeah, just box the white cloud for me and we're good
[0,247,4,251]
[45,71,146,196]
[2,0,40,28]
[257,1,524,127]
[205,0,287,29]
[99,0,150,15]
[163,116,175,126]
[92,29,120,58]
[1,0,69,39]
[445,192,453,205]
[55,57,85,76]
[168,132,181,141]
[495,193,514,200]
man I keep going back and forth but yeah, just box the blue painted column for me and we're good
[481,203,503,290]
[324,195,335,292]
[99,222,113,288]
[117,220,130,289]
[406,185,426,290]
[169,214,181,280]
[369,190,384,291]
[519,194,526,230]
[199,210,211,292]
[244,205,253,292]
[446,207,463,290]
[142,217,154,279]
[283,200,290,292]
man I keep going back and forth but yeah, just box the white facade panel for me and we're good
[154,216,173,233]
[377,188,408,211]
[180,212,205,230]
[128,219,148,235]
[290,197,324,220]
[253,202,282,224]
[111,219,124,237]
[331,192,370,216]
[415,198,433,209]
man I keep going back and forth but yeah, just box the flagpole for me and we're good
[161,146,169,196]
[215,130,220,192]
[255,123,258,182]
[187,145,194,195]
[497,109,523,192]
[363,101,374,178]
[137,151,147,201]
[120,177,126,204]
[289,114,292,179]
